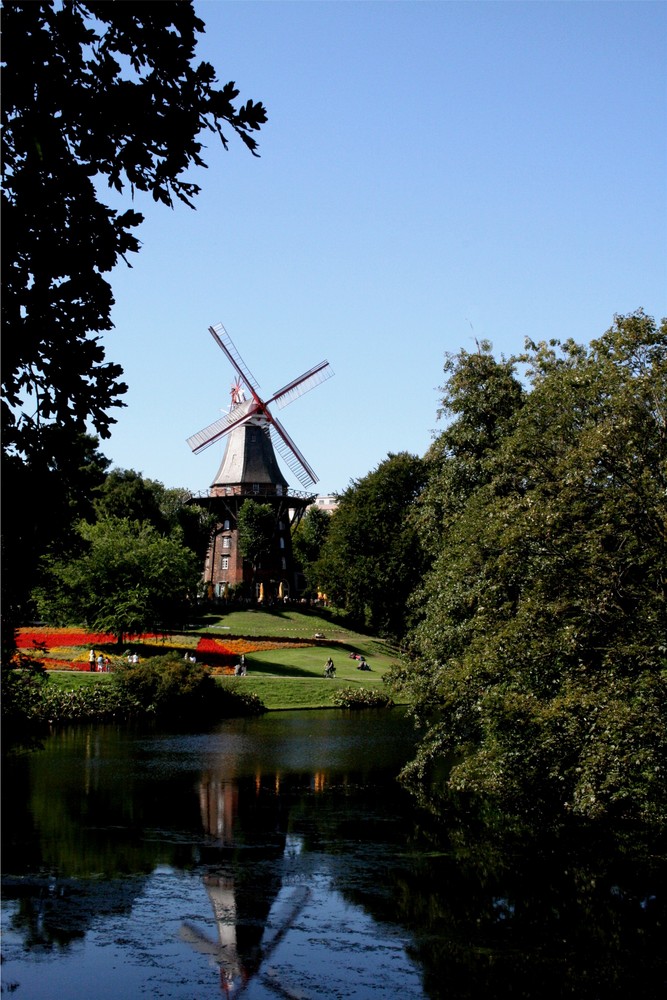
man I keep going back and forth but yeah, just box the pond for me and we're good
[1,709,664,999]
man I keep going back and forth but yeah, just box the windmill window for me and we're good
[221,557,229,570]
[279,537,285,549]
[253,483,260,494]
[281,557,287,570]
[276,485,283,496]
[223,519,230,530]
[222,537,231,549]
[226,487,232,495]
[278,521,285,530]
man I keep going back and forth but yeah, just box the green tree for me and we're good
[1,431,110,658]
[93,469,214,561]
[292,505,331,596]
[1,2,266,646]
[414,340,525,558]
[316,452,428,637]
[2,0,266,460]
[236,500,276,594]
[158,487,216,565]
[93,468,167,526]
[393,312,667,828]
[33,517,200,644]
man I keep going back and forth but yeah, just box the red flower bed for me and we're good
[16,629,169,650]
[196,637,236,668]
[42,658,91,671]
[17,629,116,649]
[197,637,233,656]
[15,629,313,673]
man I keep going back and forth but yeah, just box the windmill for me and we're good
[187,323,334,602]
[187,323,333,488]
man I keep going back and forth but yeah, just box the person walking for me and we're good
[89,649,95,671]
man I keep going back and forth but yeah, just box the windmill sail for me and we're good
[209,323,260,394]
[186,401,257,455]
[269,361,333,409]
[267,417,319,488]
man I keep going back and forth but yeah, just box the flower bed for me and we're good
[17,629,118,649]
[196,637,233,656]
[14,628,316,672]
[43,657,89,672]
[195,636,313,669]
[197,636,313,656]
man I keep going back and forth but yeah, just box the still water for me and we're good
[2,710,665,999]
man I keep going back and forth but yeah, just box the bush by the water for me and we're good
[2,655,265,734]
[1,661,138,731]
[113,654,265,720]
[2,658,50,726]
[331,686,394,709]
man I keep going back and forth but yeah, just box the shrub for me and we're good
[40,682,139,723]
[216,682,266,717]
[113,654,265,720]
[331,686,394,709]
[2,654,266,737]
[1,657,48,725]
[1,661,139,734]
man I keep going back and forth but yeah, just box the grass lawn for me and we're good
[221,642,397,710]
[192,605,384,643]
[48,671,115,689]
[44,607,406,711]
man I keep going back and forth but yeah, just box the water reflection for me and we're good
[193,768,293,996]
[1,713,665,999]
[182,867,312,998]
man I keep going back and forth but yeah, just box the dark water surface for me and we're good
[1,710,665,999]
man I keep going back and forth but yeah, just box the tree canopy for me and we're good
[33,516,200,644]
[391,311,667,828]
[1,2,265,642]
[237,500,277,579]
[315,452,428,637]
[2,0,266,460]
[93,468,214,560]
[29,466,211,642]
[292,505,331,596]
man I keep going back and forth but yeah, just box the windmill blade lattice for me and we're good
[267,419,318,488]
[268,360,333,410]
[186,402,253,455]
[209,323,260,395]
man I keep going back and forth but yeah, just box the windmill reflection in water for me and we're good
[181,768,322,998]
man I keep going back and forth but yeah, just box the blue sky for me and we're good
[101,0,667,496]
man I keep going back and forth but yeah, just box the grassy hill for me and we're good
[44,607,406,711]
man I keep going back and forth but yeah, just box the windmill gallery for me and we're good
[186,323,334,603]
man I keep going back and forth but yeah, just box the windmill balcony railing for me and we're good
[188,485,316,502]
